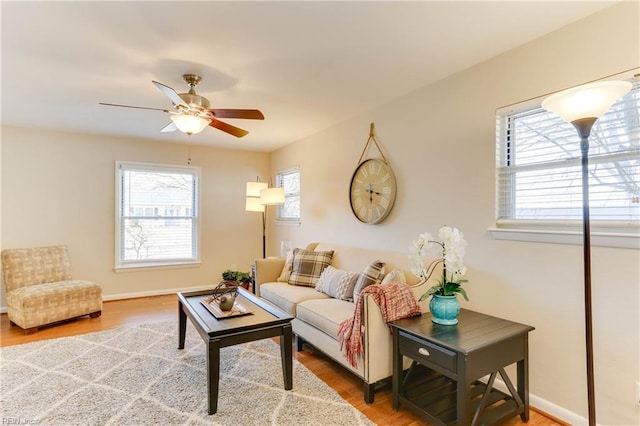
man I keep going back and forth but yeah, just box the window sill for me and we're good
[489,228,639,249]
[275,220,301,227]
[114,260,202,273]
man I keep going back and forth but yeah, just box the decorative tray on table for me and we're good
[200,295,253,319]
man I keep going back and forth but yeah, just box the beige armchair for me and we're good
[1,245,102,334]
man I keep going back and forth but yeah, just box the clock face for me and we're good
[349,158,397,224]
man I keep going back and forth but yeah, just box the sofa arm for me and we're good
[254,258,286,296]
[361,260,443,383]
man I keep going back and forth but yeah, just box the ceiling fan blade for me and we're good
[210,119,249,138]
[99,102,168,112]
[160,122,177,133]
[210,109,264,120]
[152,81,188,108]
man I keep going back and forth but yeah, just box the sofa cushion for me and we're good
[353,260,385,301]
[260,282,330,316]
[297,298,355,340]
[288,248,334,287]
[315,266,359,301]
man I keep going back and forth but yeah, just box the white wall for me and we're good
[1,126,269,306]
[268,3,639,425]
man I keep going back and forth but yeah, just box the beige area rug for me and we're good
[0,321,373,425]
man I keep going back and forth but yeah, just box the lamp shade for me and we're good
[246,181,268,197]
[541,81,632,123]
[260,187,285,205]
[170,114,211,135]
[245,196,265,212]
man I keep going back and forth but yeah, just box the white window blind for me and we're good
[496,76,639,234]
[116,161,200,269]
[276,167,300,222]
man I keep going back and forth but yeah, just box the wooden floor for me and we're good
[0,294,565,425]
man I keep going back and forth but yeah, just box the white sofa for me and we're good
[255,242,442,403]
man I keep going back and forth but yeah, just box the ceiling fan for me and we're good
[100,74,264,138]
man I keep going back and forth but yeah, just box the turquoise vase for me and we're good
[429,295,460,325]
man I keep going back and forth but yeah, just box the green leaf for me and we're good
[457,287,469,301]
[443,282,460,296]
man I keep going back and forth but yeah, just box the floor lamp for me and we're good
[542,80,632,426]
[246,180,285,258]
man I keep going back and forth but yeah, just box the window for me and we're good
[495,75,639,242]
[116,161,200,269]
[276,167,300,223]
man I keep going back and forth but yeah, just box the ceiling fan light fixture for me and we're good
[170,114,211,135]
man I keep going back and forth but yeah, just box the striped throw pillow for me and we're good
[353,260,386,301]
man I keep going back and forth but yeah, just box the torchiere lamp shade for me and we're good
[541,81,632,122]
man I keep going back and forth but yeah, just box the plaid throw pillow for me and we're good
[353,260,386,301]
[288,248,335,287]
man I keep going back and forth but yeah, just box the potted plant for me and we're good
[221,270,253,290]
[409,225,469,325]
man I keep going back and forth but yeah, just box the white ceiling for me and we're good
[1,1,615,152]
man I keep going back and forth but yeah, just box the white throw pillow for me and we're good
[381,268,406,285]
[276,250,294,282]
[315,265,359,301]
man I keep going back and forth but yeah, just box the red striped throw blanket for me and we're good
[337,282,421,368]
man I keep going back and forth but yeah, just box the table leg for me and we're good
[518,357,530,421]
[457,367,471,426]
[178,301,186,350]
[392,330,401,411]
[280,324,293,390]
[207,339,221,415]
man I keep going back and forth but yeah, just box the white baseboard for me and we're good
[0,284,215,315]
[490,377,587,425]
[101,284,214,302]
[530,393,587,425]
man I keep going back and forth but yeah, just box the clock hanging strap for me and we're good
[357,122,388,165]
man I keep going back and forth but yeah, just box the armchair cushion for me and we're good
[2,245,72,292]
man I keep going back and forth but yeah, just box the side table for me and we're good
[390,309,534,425]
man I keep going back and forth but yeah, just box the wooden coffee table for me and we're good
[178,287,294,414]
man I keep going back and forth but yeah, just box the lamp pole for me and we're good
[261,210,266,259]
[573,117,597,425]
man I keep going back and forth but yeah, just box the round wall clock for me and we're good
[349,158,397,224]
